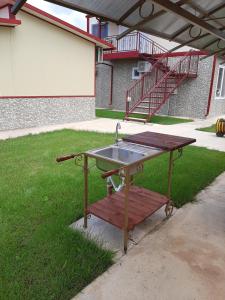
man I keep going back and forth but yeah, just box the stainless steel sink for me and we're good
[86,141,163,174]
[95,146,144,164]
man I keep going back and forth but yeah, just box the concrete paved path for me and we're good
[1,115,225,151]
[67,116,225,151]
[74,172,225,300]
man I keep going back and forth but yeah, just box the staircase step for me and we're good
[136,106,149,109]
[140,100,162,104]
[141,101,162,104]
[124,117,147,123]
[148,96,163,98]
[157,85,176,88]
[136,104,161,109]
[154,87,173,89]
[151,91,171,93]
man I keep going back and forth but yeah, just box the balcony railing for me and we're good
[104,31,168,56]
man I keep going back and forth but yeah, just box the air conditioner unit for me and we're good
[137,61,151,73]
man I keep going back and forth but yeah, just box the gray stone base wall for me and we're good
[96,60,138,111]
[96,64,111,108]
[209,98,225,116]
[0,97,95,131]
[165,57,213,119]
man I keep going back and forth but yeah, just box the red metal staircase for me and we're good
[124,52,200,123]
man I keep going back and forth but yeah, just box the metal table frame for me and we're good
[83,148,178,253]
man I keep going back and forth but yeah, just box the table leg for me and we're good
[84,154,88,228]
[165,151,174,217]
[107,181,113,195]
[123,167,130,254]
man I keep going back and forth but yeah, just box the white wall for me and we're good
[209,57,225,116]
[0,6,9,18]
[0,11,95,97]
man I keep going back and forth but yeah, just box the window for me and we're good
[132,67,141,80]
[91,23,108,39]
[216,65,225,98]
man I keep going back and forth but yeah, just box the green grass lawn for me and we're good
[196,124,216,133]
[1,129,225,300]
[96,108,193,125]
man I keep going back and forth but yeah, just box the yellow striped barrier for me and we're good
[216,118,225,137]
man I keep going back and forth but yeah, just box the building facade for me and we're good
[0,4,111,130]
[89,18,225,119]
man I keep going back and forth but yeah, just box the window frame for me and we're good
[215,64,225,99]
[132,67,141,80]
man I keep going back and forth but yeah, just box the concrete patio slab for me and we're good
[70,206,174,259]
[73,172,225,300]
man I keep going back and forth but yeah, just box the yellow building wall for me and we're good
[0,11,95,97]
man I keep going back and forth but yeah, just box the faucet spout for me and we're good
[115,122,121,145]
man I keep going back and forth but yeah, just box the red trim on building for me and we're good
[103,51,140,60]
[21,3,113,49]
[205,54,217,117]
[0,17,21,26]
[0,95,95,99]
[94,48,96,97]
[103,50,209,61]
[0,4,20,24]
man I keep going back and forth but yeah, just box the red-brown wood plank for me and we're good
[87,186,169,230]
[123,131,196,151]
[109,194,147,218]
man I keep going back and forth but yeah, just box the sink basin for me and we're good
[87,141,163,174]
[95,146,144,164]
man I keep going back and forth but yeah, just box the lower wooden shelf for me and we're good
[87,185,169,231]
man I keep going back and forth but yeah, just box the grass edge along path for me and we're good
[96,108,193,125]
[1,129,225,300]
[196,124,216,133]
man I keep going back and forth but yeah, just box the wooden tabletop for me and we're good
[123,131,196,151]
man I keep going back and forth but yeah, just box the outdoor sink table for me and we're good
[57,131,196,253]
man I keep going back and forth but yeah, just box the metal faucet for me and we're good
[115,122,121,145]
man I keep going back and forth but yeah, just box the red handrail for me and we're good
[149,55,199,116]
[126,50,170,108]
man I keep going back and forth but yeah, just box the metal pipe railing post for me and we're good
[123,167,130,254]
[136,31,139,52]
[141,76,144,99]
[167,151,173,201]
[188,55,191,75]
[126,91,129,115]
[83,154,88,228]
